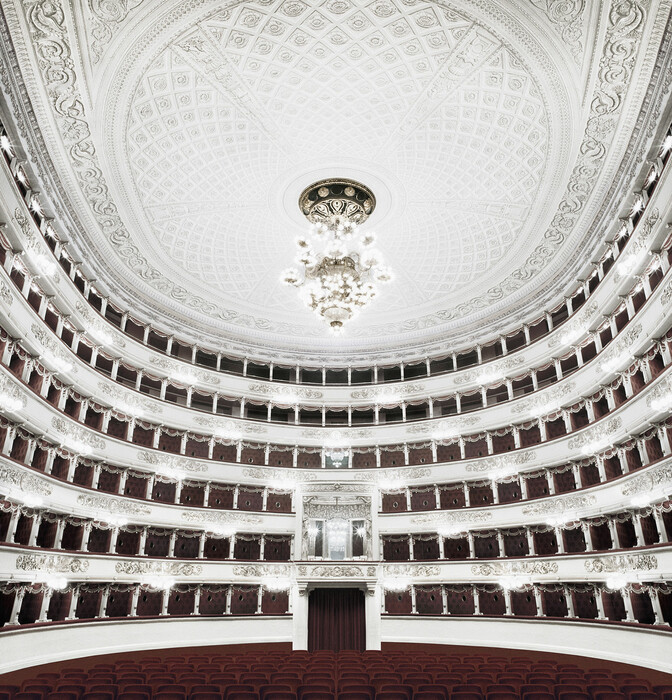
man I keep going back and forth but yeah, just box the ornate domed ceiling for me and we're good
[0,0,669,361]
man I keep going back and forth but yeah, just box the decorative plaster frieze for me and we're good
[31,324,77,374]
[530,0,586,62]
[383,564,440,577]
[511,382,576,415]
[300,428,372,440]
[411,511,493,526]
[567,417,622,450]
[248,384,323,400]
[0,374,27,412]
[242,467,317,482]
[465,452,536,473]
[621,464,672,496]
[115,560,202,576]
[181,511,262,527]
[584,554,658,573]
[138,451,208,473]
[0,463,52,496]
[233,564,291,577]
[297,565,375,577]
[521,494,597,516]
[74,302,126,349]
[16,553,89,573]
[661,281,672,306]
[350,384,426,400]
[547,302,599,348]
[88,0,145,63]
[471,560,559,576]
[453,356,527,385]
[0,281,12,305]
[148,356,220,385]
[76,494,151,516]
[354,467,432,481]
[51,417,106,451]
[407,416,480,436]
[96,382,161,416]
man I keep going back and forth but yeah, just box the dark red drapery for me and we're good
[308,587,366,652]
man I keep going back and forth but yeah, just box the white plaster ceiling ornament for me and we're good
[2,0,668,358]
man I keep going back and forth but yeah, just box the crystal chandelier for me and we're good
[281,179,392,331]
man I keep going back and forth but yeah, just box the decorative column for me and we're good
[6,587,26,626]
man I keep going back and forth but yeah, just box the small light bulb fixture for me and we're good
[282,179,392,331]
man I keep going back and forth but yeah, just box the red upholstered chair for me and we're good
[374,693,408,700]
[336,685,373,699]
[557,694,591,700]
[653,688,672,696]
[298,694,333,700]
[523,693,556,700]
[587,686,618,699]
[416,686,447,699]
[261,694,296,700]
[450,694,484,700]
[15,695,45,700]
[81,694,115,700]
[46,694,79,700]
[522,685,554,695]
[628,695,657,700]
[413,693,445,700]
[377,686,411,700]
[117,694,149,700]
[152,691,186,700]
[486,693,518,700]
[298,688,332,700]
[592,695,626,700]
[225,691,258,700]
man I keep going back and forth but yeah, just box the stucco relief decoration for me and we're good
[300,428,372,440]
[661,281,672,306]
[248,384,323,400]
[411,511,493,526]
[115,561,203,576]
[0,281,12,306]
[512,381,576,416]
[350,384,426,400]
[354,467,432,481]
[521,494,597,516]
[567,417,622,451]
[613,209,660,283]
[195,416,265,437]
[309,566,365,577]
[407,415,480,436]
[547,302,599,349]
[621,464,672,496]
[645,377,672,411]
[88,0,145,63]
[584,554,658,573]
[97,381,159,416]
[303,499,371,521]
[470,561,559,576]
[75,303,126,349]
[383,564,440,577]
[0,375,27,412]
[453,356,526,385]
[16,553,89,573]
[466,451,536,473]
[600,323,642,371]
[13,209,61,283]
[530,0,586,61]
[51,417,106,451]
[181,511,262,526]
[31,325,77,375]
[138,451,208,473]
[243,467,317,482]
[0,464,53,497]
[77,494,151,515]
[149,357,220,386]
[234,564,291,577]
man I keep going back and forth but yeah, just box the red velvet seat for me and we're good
[298,694,333,700]
[261,694,297,700]
[46,694,79,700]
[450,694,484,700]
[523,693,556,700]
[116,694,149,700]
[486,693,519,700]
[373,693,407,700]
[225,690,257,700]
[15,694,45,700]
[413,693,445,700]
[557,694,591,700]
[81,694,115,700]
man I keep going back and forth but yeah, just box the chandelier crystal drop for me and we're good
[281,179,393,331]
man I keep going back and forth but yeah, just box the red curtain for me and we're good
[308,588,366,652]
